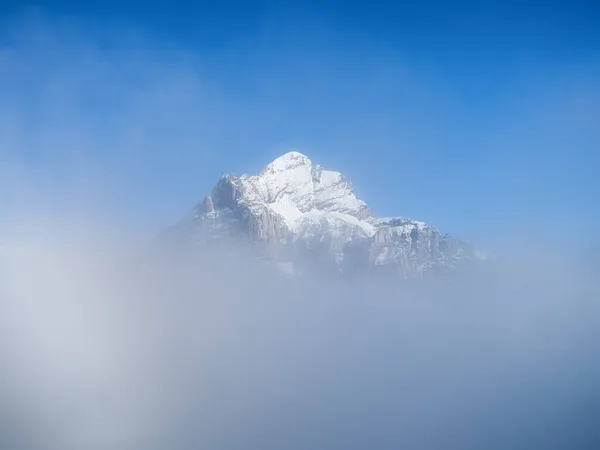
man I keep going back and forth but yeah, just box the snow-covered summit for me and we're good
[259,150,311,174]
[236,151,370,232]
[171,151,477,278]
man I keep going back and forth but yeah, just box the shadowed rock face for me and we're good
[167,151,479,278]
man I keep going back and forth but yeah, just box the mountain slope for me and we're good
[167,151,478,278]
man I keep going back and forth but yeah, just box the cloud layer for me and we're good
[1,207,599,449]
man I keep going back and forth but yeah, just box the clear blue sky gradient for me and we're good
[1,1,598,250]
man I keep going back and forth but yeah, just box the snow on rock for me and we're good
[239,151,371,230]
[171,151,478,277]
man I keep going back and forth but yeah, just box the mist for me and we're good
[1,204,598,449]
[1,9,600,450]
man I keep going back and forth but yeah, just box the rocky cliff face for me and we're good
[167,151,479,278]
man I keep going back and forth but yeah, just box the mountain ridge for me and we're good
[167,151,479,278]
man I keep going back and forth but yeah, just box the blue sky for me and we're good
[0,1,599,250]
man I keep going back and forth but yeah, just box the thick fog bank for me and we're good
[0,218,598,450]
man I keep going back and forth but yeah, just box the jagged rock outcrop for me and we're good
[166,151,480,278]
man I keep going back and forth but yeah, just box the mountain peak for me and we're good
[260,151,312,176]
[174,150,478,278]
